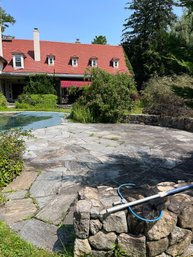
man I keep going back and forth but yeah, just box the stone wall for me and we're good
[73,183,193,257]
[123,114,193,133]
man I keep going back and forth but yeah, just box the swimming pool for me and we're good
[0,112,65,131]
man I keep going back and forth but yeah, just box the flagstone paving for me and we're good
[1,120,193,252]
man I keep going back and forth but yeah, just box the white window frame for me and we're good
[48,56,55,66]
[13,55,24,69]
[72,58,78,67]
[91,58,97,67]
[113,59,119,68]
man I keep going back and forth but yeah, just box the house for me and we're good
[0,28,129,103]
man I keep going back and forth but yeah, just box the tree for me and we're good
[91,35,107,45]
[122,0,176,86]
[0,7,15,32]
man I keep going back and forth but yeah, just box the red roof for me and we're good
[2,39,129,75]
[61,80,91,88]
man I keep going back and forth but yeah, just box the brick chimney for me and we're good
[33,28,41,61]
[0,25,3,57]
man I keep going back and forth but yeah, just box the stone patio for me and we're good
[1,120,193,252]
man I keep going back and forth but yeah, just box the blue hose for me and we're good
[117,184,163,222]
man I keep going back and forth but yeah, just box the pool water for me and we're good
[0,112,65,131]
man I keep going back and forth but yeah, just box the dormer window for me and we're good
[90,57,98,67]
[12,54,24,69]
[47,54,55,66]
[112,58,119,68]
[71,56,79,67]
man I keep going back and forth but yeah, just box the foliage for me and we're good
[66,86,84,104]
[0,129,31,187]
[24,74,56,95]
[91,35,107,45]
[142,75,193,117]
[122,0,176,86]
[0,7,16,32]
[0,92,8,109]
[71,68,137,123]
[16,94,57,109]
[0,221,72,257]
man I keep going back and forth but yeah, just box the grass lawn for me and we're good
[0,221,73,257]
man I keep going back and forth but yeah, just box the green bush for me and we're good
[24,74,56,95]
[71,68,137,123]
[16,94,57,109]
[0,130,30,187]
[0,92,8,109]
[142,75,193,117]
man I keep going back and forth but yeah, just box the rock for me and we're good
[169,226,188,245]
[36,194,76,225]
[183,243,193,256]
[103,211,128,233]
[146,211,177,240]
[92,250,114,257]
[11,219,58,251]
[178,205,193,229]
[3,171,38,192]
[74,239,92,257]
[0,198,37,225]
[4,190,27,200]
[74,200,91,239]
[167,194,192,214]
[118,233,146,257]
[78,187,99,201]
[157,182,175,192]
[166,229,192,256]
[90,219,102,235]
[100,195,121,208]
[147,237,169,257]
[89,231,117,250]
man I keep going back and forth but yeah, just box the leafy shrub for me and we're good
[142,75,193,117]
[71,68,137,123]
[66,86,84,104]
[16,94,57,109]
[0,92,8,109]
[24,74,56,95]
[0,130,30,187]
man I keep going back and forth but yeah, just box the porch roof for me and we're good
[60,80,91,88]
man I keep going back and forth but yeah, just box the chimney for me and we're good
[0,25,3,57]
[75,38,80,44]
[33,28,41,61]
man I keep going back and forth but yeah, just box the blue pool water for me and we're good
[0,112,65,131]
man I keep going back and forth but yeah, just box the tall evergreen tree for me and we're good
[122,0,176,86]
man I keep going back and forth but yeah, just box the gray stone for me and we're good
[103,211,128,233]
[3,171,38,192]
[90,219,102,235]
[118,233,146,257]
[89,231,117,250]
[11,219,58,251]
[166,229,192,256]
[146,211,177,240]
[74,238,92,257]
[0,198,37,224]
[36,194,76,225]
[178,205,193,229]
[167,194,192,214]
[147,237,169,257]
[74,200,91,239]
[78,187,99,201]
[169,226,189,245]
[4,190,27,200]
[92,250,114,257]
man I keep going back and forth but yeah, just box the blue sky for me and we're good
[1,0,183,45]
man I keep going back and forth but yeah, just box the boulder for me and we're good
[89,231,117,250]
[167,194,192,214]
[166,229,192,256]
[147,237,169,257]
[178,205,193,229]
[74,238,92,257]
[103,211,128,233]
[118,233,146,257]
[146,211,177,240]
[169,226,189,245]
[90,219,102,235]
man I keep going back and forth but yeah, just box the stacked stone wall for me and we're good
[123,114,193,133]
[74,183,193,257]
